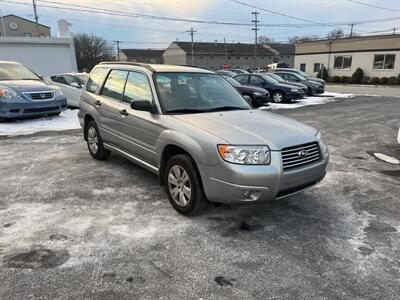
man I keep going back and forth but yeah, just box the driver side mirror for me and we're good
[70,82,81,88]
[130,100,155,113]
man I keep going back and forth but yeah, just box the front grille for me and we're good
[281,142,321,170]
[26,91,54,100]
[24,106,59,113]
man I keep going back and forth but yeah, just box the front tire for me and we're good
[164,154,207,216]
[85,120,110,160]
[272,91,285,103]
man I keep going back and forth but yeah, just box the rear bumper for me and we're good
[199,149,329,204]
[0,97,67,119]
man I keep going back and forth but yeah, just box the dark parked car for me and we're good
[0,61,67,121]
[223,76,269,108]
[264,73,308,95]
[274,71,324,96]
[275,68,325,86]
[234,73,304,103]
[215,70,237,77]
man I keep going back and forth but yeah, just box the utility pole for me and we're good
[186,27,196,65]
[393,27,396,34]
[251,11,259,70]
[114,40,121,61]
[32,0,40,37]
[350,23,354,37]
[224,37,227,66]
[0,7,7,37]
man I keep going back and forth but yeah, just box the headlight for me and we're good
[290,88,299,92]
[0,87,22,100]
[53,87,63,97]
[218,144,271,165]
[316,131,328,154]
[253,92,264,97]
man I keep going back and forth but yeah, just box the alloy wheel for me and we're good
[168,165,192,207]
[273,93,283,103]
[87,127,99,154]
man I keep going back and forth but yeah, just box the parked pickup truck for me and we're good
[78,62,329,215]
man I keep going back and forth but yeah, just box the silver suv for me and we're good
[78,63,329,215]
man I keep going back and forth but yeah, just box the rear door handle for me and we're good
[119,109,129,116]
[94,100,101,106]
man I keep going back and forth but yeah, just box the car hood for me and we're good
[0,80,54,92]
[307,77,324,84]
[274,82,301,90]
[240,85,269,94]
[171,109,317,150]
[282,82,308,89]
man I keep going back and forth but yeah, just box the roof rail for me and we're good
[99,61,156,72]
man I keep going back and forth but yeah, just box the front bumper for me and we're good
[311,86,325,95]
[287,90,305,100]
[0,97,67,119]
[199,149,329,204]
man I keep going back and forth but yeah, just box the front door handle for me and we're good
[94,100,101,106]
[119,109,129,116]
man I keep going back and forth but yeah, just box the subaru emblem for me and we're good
[298,150,308,158]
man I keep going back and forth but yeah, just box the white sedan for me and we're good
[45,73,89,108]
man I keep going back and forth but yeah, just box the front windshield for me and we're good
[155,73,251,113]
[261,75,279,84]
[297,70,308,77]
[267,73,285,83]
[0,63,40,81]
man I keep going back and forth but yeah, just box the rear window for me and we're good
[86,67,108,93]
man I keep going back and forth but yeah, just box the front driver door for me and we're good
[117,71,161,167]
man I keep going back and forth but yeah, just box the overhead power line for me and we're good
[229,0,330,26]
[1,0,399,29]
[347,0,400,12]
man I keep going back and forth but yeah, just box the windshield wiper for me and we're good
[206,106,249,112]
[166,108,207,114]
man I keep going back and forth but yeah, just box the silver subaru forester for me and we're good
[78,62,329,216]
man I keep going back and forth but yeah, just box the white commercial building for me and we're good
[294,34,400,78]
[0,37,77,76]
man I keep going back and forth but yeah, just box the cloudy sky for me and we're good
[1,0,399,49]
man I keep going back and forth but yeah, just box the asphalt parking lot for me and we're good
[0,95,399,299]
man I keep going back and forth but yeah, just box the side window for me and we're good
[123,72,153,104]
[86,67,109,93]
[63,75,79,86]
[250,75,263,85]
[287,74,298,81]
[234,75,248,85]
[101,70,129,101]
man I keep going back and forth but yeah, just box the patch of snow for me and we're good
[263,92,354,110]
[397,128,400,144]
[373,153,400,165]
[0,109,81,136]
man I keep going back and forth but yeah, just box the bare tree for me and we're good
[327,29,345,39]
[73,33,113,71]
[257,35,274,44]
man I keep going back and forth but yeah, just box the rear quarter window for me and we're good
[86,67,109,93]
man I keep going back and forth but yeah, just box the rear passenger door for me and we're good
[117,71,161,166]
[98,69,129,145]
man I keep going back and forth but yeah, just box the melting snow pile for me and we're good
[0,109,81,136]
[267,92,354,110]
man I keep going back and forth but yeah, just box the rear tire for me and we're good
[272,91,285,103]
[164,154,207,216]
[85,120,110,160]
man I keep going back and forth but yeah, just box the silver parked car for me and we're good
[46,73,89,108]
[78,62,329,215]
[0,61,67,121]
